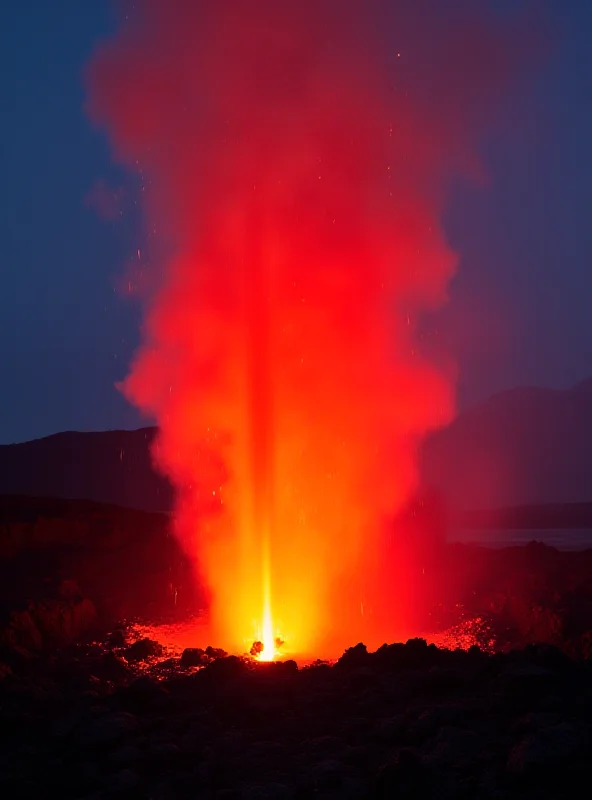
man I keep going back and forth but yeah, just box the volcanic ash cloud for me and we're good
[86,1,545,655]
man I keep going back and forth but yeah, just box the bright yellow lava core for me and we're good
[258,601,276,662]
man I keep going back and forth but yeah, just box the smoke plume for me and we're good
[86,1,543,655]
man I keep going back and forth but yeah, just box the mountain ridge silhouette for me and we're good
[2,378,592,513]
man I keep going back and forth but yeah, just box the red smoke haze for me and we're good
[86,1,543,656]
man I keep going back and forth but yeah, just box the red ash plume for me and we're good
[86,1,542,656]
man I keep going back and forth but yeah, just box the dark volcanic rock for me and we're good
[205,645,228,660]
[0,641,590,798]
[125,637,164,662]
[107,629,127,648]
[0,597,97,663]
[0,661,12,679]
[180,647,207,667]
[494,664,562,710]
[507,723,588,778]
[371,748,431,798]
[115,676,172,714]
[335,642,369,669]
[374,638,441,671]
[201,654,247,683]
[0,609,43,650]
[0,643,36,673]
[79,711,141,749]
[91,651,132,682]
[33,597,98,646]
[426,726,481,766]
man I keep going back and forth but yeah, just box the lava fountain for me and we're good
[86,1,544,658]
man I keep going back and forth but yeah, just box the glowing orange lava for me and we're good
[257,599,276,662]
[87,2,543,659]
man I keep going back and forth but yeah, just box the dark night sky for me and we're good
[1,0,591,444]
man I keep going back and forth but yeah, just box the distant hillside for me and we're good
[420,378,592,510]
[0,428,171,513]
[3,376,592,514]
[0,494,196,619]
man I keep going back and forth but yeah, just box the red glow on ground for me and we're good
[86,2,542,658]
[125,615,495,667]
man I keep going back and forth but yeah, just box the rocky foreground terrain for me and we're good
[1,633,591,799]
[2,495,592,797]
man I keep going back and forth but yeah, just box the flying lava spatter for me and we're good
[86,1,544,657]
